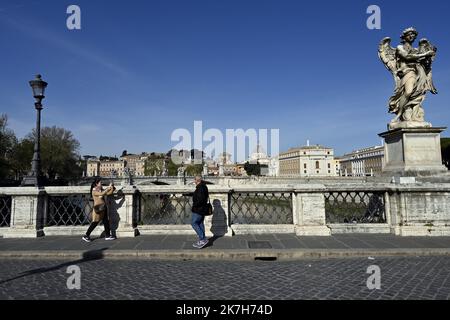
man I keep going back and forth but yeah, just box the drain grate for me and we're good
[248,241,273,249]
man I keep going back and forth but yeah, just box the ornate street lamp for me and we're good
[22,75,48,187]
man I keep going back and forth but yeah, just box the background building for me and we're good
[279,145,336,177]
[333,158,341,176]
[87,159,100,177]
[120,153,149,177]
[339,146,384,177]
[217,152,233,165]
[99,160,126,177]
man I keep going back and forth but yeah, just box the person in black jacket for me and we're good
[191,175,209,248]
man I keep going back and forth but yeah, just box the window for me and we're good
[304,163,307,169]
[328,163,331,169]
[315,161,320,169]
[304,170,307,174]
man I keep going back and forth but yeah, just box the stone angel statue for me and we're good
[378,28,437,129]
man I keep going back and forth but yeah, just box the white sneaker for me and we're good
[105,236,116,241]
[192,241,202,248]
[198,239,209,248]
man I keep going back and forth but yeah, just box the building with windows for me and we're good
[279,145,336,177]
[339,146,384,177]
[333,158,341,177]
[120,153,149,177]
[87,159,100,177]
[99,160,126,177]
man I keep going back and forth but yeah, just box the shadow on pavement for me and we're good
[0,248,108,285]
[204,235,222,248]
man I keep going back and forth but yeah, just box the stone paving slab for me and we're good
[0,234,449,260]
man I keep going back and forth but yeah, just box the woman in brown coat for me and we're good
[82,178,116,242]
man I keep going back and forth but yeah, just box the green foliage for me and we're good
[9,139,34,179]
[99,155,118,161]
[167,159,181,176]
[23,126,83,181]
[0,114,18,179]
[186,164,203,176]
[144,157,165,176]
[1,116,83,182]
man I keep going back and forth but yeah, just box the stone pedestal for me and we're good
[379,127,447,176]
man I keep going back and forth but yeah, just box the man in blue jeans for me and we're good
[191,175,209,248]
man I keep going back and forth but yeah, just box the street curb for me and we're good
[1,248,450,261]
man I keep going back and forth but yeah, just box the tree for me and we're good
[9,139,34,180]
[186,164,203,176]
[442,138,450,170]
[167,159,181,176]
[144,157,164,176]
[25,126,82,181]
[0,114,18,179]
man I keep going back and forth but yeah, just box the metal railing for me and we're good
[325,191,386,224]
[137,192,193,225]
[0,196,12,227]
[230,192,293,225]
[0,187,392,230]
[46,194,92,226]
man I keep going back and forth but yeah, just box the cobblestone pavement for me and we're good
[1,256,450,300]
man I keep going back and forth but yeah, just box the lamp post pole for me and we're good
[22,75,48,187]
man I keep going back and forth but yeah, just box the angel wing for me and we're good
[378,37,400,86]
[418,38,438,94]
[378,37,397,73]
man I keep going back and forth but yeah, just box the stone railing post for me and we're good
[204,187,233,237]
[387,185,450,236]
[293,184,331,236]
[3,187,46,238]
[111,186,139,237]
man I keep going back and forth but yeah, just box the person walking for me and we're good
[82,178,116,242]
[191,175,209,248]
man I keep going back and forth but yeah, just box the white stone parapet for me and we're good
[0,183,449,237]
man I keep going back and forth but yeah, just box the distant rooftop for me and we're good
[285,145,333,152]
[342,145,384,156]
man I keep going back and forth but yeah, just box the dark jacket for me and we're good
[192,182,209,215]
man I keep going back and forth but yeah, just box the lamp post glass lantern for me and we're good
[30,74,47,101]
[22,75,48,187]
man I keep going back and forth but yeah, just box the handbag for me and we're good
[93,203,106,214]
[205,197,213,216]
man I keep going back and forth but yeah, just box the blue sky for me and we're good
[1,0,449,158]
